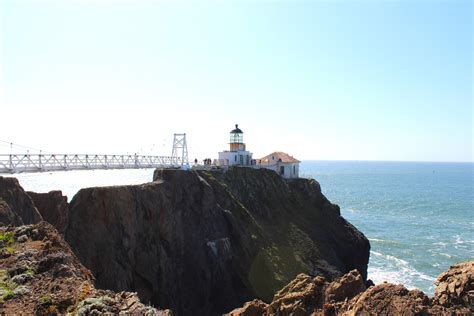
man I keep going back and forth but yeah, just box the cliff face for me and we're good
[0,177,42,226]
[65,167,370,315]
[27,191,69,235]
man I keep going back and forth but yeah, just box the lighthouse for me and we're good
[217,124,253,166]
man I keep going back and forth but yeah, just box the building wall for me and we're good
[258,162,299,179]
[218,150,252,166]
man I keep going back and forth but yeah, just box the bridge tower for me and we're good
[171,133,189,167]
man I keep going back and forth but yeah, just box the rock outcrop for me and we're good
[0,221,169,314]
[65,167,370,315]
[0,177,42,226]
[229,261,474,315]
[433,261,474,311]
[27,190,69,234]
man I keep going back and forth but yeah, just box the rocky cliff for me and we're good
[65,167,370,315]
[229,261,474,315]
[0,177,42,226]
[27,190,69,235]
[0,177,169,314]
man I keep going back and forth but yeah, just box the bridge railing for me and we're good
[0,154,185,174]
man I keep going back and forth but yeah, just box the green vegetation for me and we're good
[0,278,17,302]
[26,268,35,276]
[36,295,58,314]
[39,295,52,305]
[2,289,13,300]
[0,269,7,281]
[0,232,14,245]
[0,232,15,254]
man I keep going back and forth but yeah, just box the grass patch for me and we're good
[0,269,7,281]
[0,232,15,254]
[26,268,35,276]
[0,232,14,245]
[2,288,13,300]
[39,295,52,305]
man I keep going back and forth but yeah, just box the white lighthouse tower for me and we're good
[217,124,253,166]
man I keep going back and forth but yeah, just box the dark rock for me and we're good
[0,177,42,225]
[0,198,22,226]
[8,265,28,277]
[27,191,69,234]
[0,248,11,259]
[65,167,370,315]
[37,252,69,273]
[17,234,28,243]
[11,273,33,284]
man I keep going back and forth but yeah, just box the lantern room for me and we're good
[229,124,246,151]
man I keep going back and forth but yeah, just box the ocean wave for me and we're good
[369,251,436,292]
[454,234,474,244]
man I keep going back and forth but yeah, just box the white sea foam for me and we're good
[368,250,436,292]
[368,238,385,242]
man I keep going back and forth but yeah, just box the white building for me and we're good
[217,124,253,166]
[257,152,300,179]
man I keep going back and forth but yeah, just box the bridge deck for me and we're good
[0,154,185,174]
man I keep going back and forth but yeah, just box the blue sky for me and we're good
[0,0,472,162]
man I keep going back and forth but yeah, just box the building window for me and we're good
[280,166,285,175]
[293,165,296,174]
[234,156,237,162]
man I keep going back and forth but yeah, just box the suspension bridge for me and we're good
[0,134,189,174]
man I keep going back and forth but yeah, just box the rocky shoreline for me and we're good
[229,262,474,315]
[0,168,472,315]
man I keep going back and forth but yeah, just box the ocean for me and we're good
[4,161,473,295]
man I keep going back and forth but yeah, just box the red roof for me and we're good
[259,152,300,164]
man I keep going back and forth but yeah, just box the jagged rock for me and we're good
[433,261,474,311]
[65,167,370,315]
[343,283,431,315]
[27,190,69,234]
[229,262,474,315]
[228,299,268,316]
[325,269,366,303]
[0,177,42,225]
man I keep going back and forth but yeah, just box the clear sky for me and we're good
[0,0,472,162]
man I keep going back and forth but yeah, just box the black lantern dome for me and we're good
[230,124,243,134]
